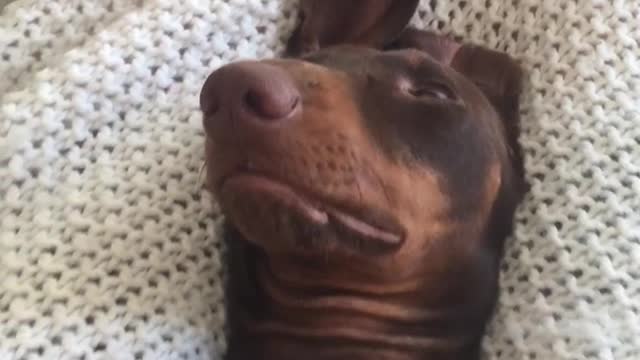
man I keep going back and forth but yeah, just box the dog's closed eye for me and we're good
[394,77,457,102]
[407,81,457,101]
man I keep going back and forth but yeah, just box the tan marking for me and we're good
[258,262,454,322]
[248,321,468,351]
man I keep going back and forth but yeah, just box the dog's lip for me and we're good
[219,172,405,249]
[222,173,330,226]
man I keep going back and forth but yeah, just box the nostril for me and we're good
[290,97,300,110]
[200,79,221,117]
[244,90,265,116]
[202,97,219,117]
[243,89,300,121]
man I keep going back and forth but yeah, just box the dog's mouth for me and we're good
[219,172,405,255]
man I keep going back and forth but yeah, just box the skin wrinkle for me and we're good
[256,260,460,324]
[249,322,467,351]
[266,255,440,296]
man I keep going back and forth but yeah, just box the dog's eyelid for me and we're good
[407,80,458,101]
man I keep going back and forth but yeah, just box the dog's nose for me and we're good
[200,61,301,129]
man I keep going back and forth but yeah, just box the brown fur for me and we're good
[200,1,526,359]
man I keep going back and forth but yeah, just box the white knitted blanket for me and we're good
[1,0,639,359]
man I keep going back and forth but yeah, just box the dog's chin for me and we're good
[218,173,405,256]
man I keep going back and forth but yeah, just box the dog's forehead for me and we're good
[299,45,378,70]
[300,46,442,74]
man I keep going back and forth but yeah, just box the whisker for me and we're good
[196,160,207,192]
[373,169,392,207]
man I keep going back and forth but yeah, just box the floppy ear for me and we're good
[286,0,420,56]
[391,28,525,181]
[457,44,527,249]
[451,42,525,184]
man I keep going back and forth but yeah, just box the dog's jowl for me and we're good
[200,1,526,359]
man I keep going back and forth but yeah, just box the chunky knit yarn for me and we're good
[1,0,639,359]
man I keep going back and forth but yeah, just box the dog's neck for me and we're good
[224,232,490,360]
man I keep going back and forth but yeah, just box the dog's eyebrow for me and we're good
[372,51,458,89]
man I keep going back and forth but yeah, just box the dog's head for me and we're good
[200,0,525,301]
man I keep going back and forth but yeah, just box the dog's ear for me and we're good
[453,43,525,181]
[392,28,525,182]
[286,0,420,56]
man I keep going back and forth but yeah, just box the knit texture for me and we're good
[1,0,639,359]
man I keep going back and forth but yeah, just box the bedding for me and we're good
[1,0,639,359]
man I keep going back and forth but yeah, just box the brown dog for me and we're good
[200,1,526,359]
